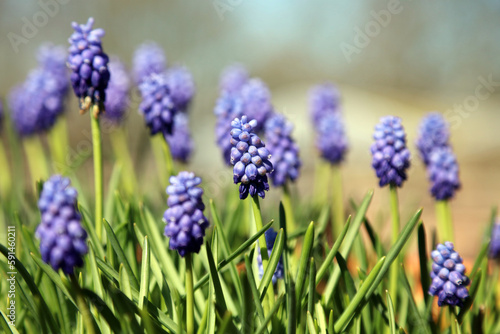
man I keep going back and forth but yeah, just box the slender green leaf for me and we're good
[386,291,396,334]
[254,294,285,334]
[259,228,285,297]
[103,219,139,290]
[296,222,315,308]
[306,311,318,334]
[80,288,122,332]
[138,236,150,311]
[245,254,268,334]
[400,265,430,334]
[0,310,20,334]
[457,269,482,324]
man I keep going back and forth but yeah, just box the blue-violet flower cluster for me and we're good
[264,113,301,186]
[429,242,469,307]
[36,175,88,275]
[316,113,348,165]
[371,116,411,187]
[163,172,209,256]
[219,64,249,93]
[166,66,195,112]
[489,222,500,260]
[257,228,284,284]
[309,83,341,126]
[104,57,131,124]
[67,17,110,115]
[427,147,460,200]
[416,113,450,166]
[165,113,194,163]
[132,42,167,85]
[230,116,273,199]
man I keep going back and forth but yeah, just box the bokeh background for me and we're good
[1,0,500,256]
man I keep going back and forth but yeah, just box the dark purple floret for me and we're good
[219,64,248,93]
[214,92,245,165]
[9,66,67,137]
[138,72,178,136]
[36,175,88,275]
[67,17,110,115]
[257,228,284,284]
[230,115,273,199]
[416,112,450,166]
[163,171,209,256]
[104,57,131,124]
[429,242,469,307]
[132,42,167,85]
[370,116,411,187]
[165,66,195,112]
[239,79,273,133]
[264,114,301,186]
[309,83,341,126]
[489,222,500,260]
[427,147,460,200]
[316,113,348,165]
[165,113,194,163]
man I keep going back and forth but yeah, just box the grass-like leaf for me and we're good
[138,236,150,311]
[259,228,285,297]
[296,222,315,310]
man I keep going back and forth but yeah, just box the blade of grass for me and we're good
[254,294,285,334]
[138,236,150,311]
[259,228,285,297]
[245,254,269,334]
[296,222,315,310]
[386,291,396,334]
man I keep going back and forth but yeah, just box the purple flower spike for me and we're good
[257,228,284,284]
[316,113,348,165]
[264,114,301,186]
[165,66,195,112]
[429,242,469,307]
[36,175,88,275]
[138,72,178,136]
[370,116,411,187]
[489,222,500,260]
[219,64,249,93]
[427,147,460,200]
[67,17,110,116]
[239,79,273,133]
[132,42,167,85]
[163,172,209,256]
[309,83,341,126]
[230,115,273,199]
[104,57,131,125]
[165,113,194,163]
[416,113,450,166]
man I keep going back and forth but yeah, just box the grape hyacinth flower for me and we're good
[9,67,67,137]
[371,116,411,187]
[416,112,450,166]
[138,72,178,136]
[132,42,167,85]
[429,242,469,307]
[104,57,131,124]
[489,222,500,260]
[219,64,248,93]
[264,114,301,186]
[67,17,110,116]
[214,92,244,165]
[36,175,88,275]
[37,44,69,94]
[163,172,209,256]
[239,79,273,133]
[316,113,348,165]
[230,115,273,199]
[165,66,195,112]
[166,113,194,163]
[427,147,461,200]
[257,228,284,284]
[309,83,341,126]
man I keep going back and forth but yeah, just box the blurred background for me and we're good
[1,0,500,256]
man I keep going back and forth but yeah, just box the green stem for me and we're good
[48,115,69,174]
[70,275,95,334]
[110,128,137,196]
[436,200,454,242]
[23,136,49,191]
[313,160,330,209]
[450,307,458,334]
[282,182,296,233]
[251,195,275,307]
[0,140,12,198]
[185,253,195,334]
[331,164,345,239]
[161,136,175,178]
[90,112,103,241]
[388,184,400,307]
